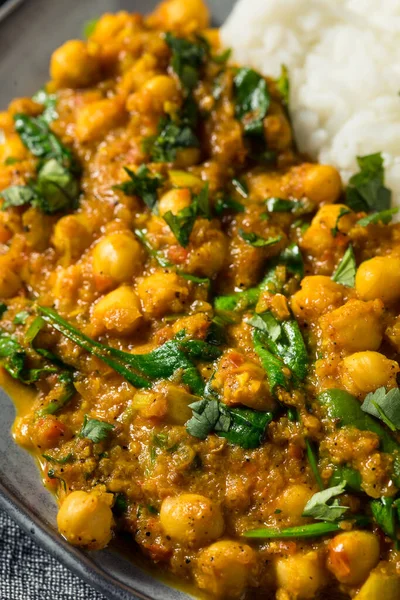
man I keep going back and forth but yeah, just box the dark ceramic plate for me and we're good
[0,1,234,598]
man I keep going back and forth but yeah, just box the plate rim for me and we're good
[0,477,148,600]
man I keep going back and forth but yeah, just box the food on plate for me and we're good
[221,0,400,203]
[0,0,400,598]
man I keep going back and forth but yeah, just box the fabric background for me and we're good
[0,510,106,600]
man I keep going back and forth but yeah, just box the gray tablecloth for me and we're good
[0,510,106,600]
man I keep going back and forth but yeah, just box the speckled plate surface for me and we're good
[0,1,234,599]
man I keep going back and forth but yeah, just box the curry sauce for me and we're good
[1,1,400,598]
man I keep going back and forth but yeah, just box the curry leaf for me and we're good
[332,245,356,287]
[361,387,400,431]
[302,482,348,522]
[234,67,270,136]
[79,415,115,443]
[239,230,282,248]
[114,165,163,209]
[345,153,391,213]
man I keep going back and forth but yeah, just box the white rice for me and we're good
[221,0,400,204]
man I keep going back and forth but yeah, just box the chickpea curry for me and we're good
[1,0,400,598]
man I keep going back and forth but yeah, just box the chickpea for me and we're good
[32,416,69,450]
[52,215,91,264]
[327,531,380,585]
[319,299,384,353]
[194,540,255,599]
[301,164,342,205]
[159,494,224,547]
[263,102,292,151]
[291,276,345,323]
[339,351,399,397]
[0,134,27,163]
[274,551,327,599]
[92,231,144,291]
[57,490,114,550]
[158,188,191,217]
[91,286,143,336]
[148,0,210,33]
[355,568,400,600]
[130,75,180,114]
[136,271,189,318]
[356,256,400,305]
[50,40,100,88]
[275,484,315,522]
[76,97,125,143]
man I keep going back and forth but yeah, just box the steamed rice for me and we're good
[221,0,400,204]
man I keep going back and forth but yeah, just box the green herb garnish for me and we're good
[332,245,356,287]
[164,184,210,247]
[233,67,270,136]
[114,165,163,210]
[186,398,272,449]
[305,439,324,490]
[165,33,208,93]
[345,153,391,213]
[302,482,348,522]
[145,115,199,163]
[357,207,399,227]
[239,230,282,248]
[32,89,58,124]
[276,64,290,107]
[79,415,115,443]
[361,387,400,431]
[331,208,352,237]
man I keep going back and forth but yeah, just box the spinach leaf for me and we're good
[186,398,272,449]
[134,229,172,268]
[1,186,38,210]
[164,184,210,247]
[13,310,30,325]
[0,304,7,319]
[331,208,352,237]
[42,452,74,464]
[79,415,115,443]
[233,67,270,136]
[332,245,356,287]
[114,165,163,209]
[302,482,348,522]
[32,89,58,124]
[248,312,281,342]
[14,113,78,172]
[212,48,231,65]
[361,387,400,431]
[345,153,391,213]
[146,115,199,163]
[279,243,304,278]
[239,230,282,248]
[357,207,399,227]
[276,64,289,107]
[113,493,128,516]
[214,194,244,215]
[305,438,324,490]
[252,329,288,391]
[38,306,207,395]
[165,33,208,93]
[0,331,59,384]
[244,521,350,539]
[37,372,76,416]
[370,497,396,539]
[35,158,79,213]
[265,198,296,212]
[251,314,309,383]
